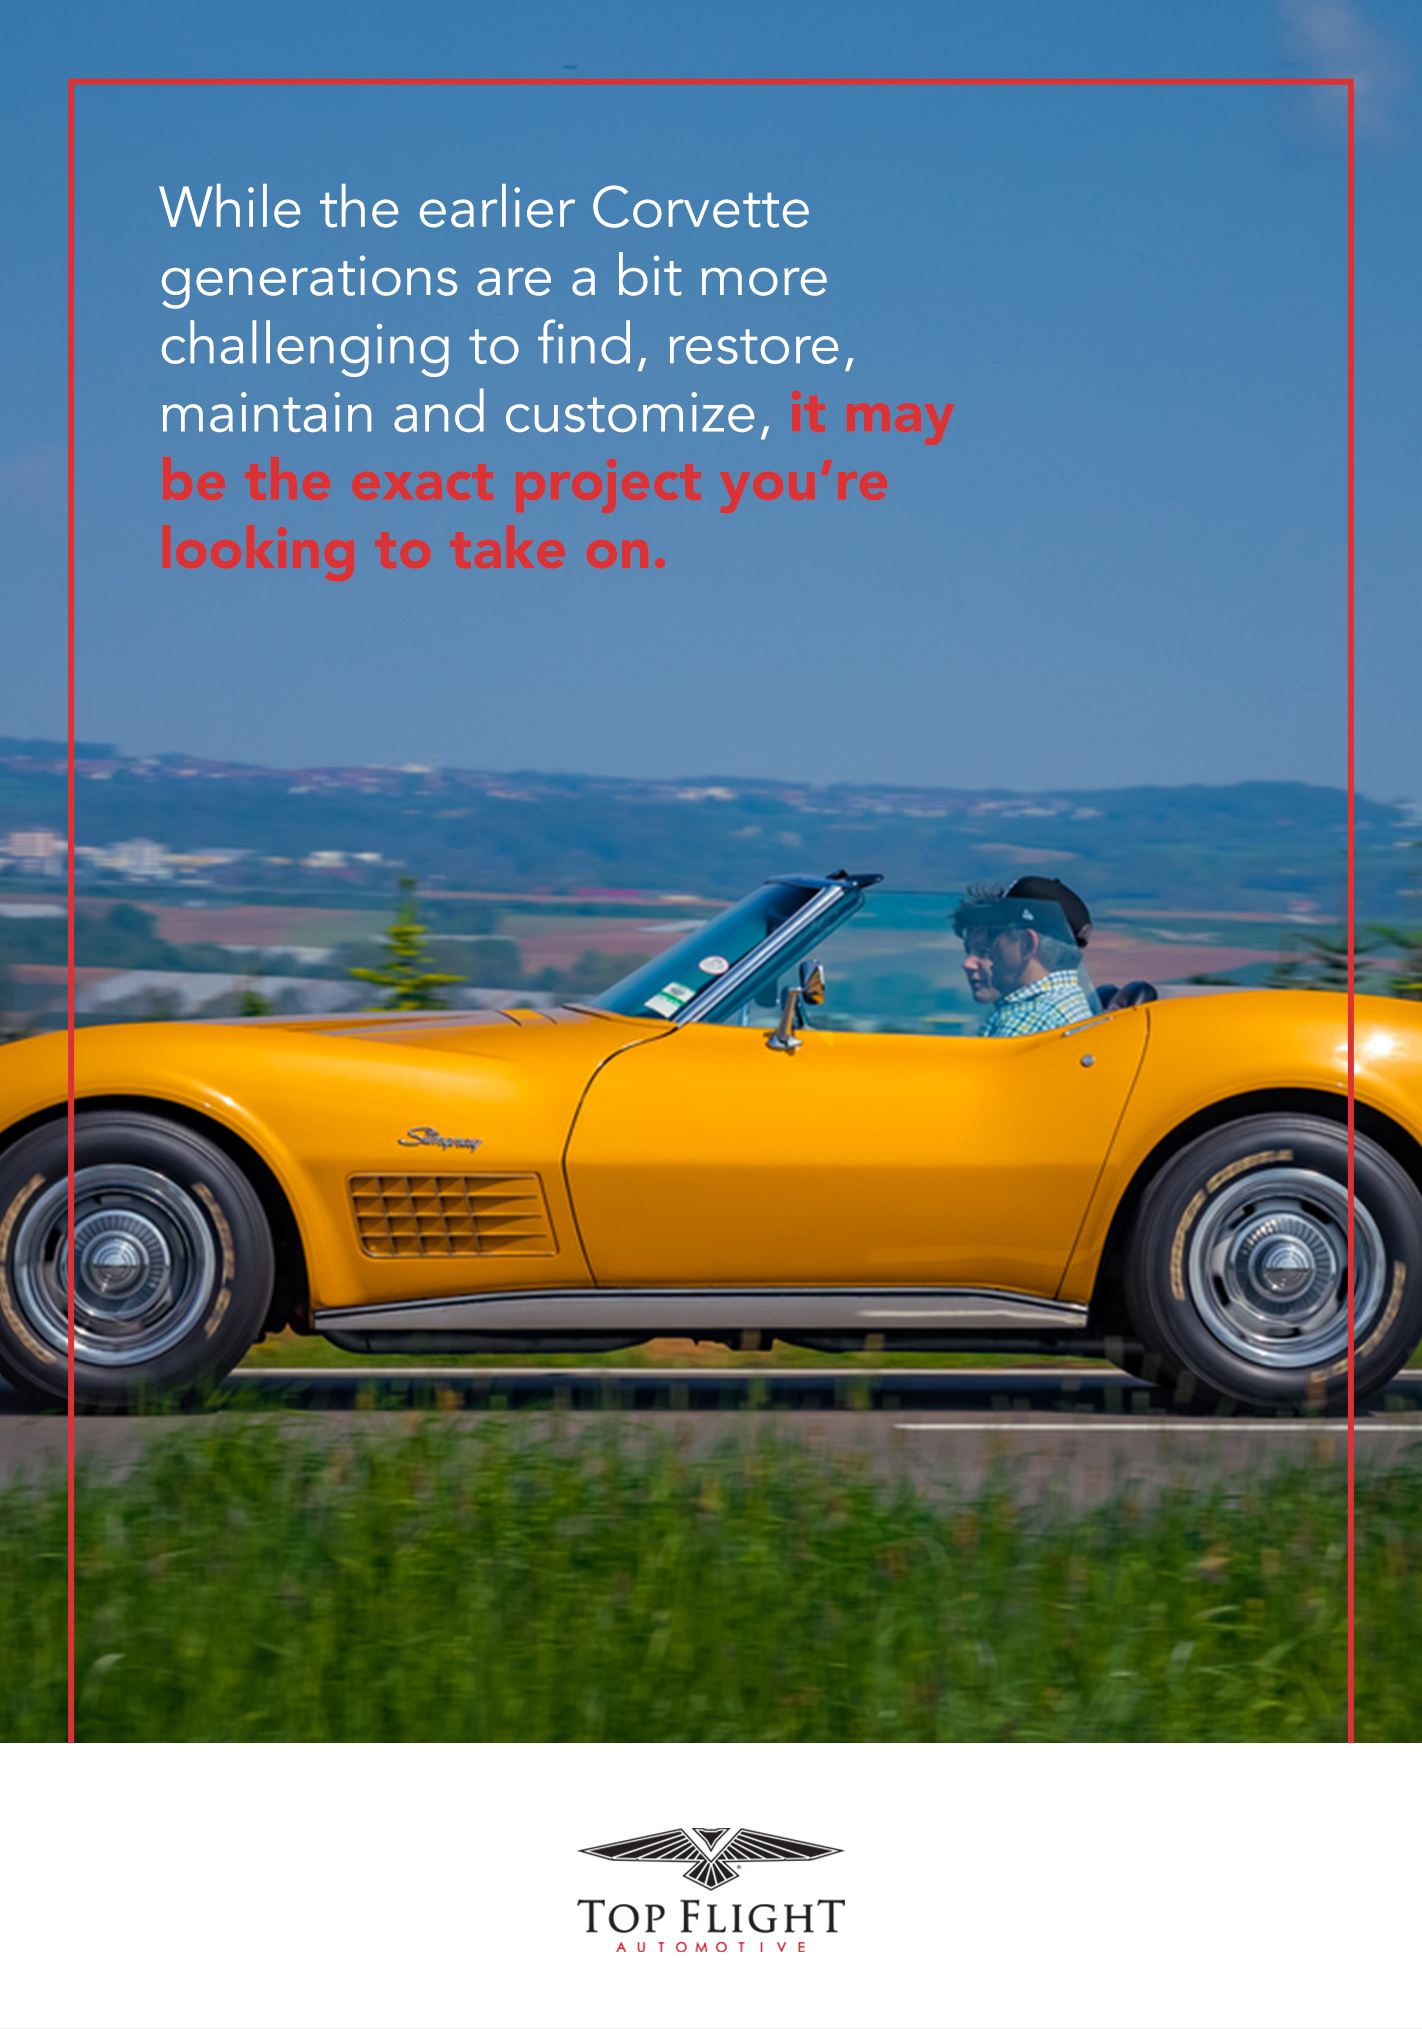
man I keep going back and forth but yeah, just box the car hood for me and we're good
[253,1003,662,1056]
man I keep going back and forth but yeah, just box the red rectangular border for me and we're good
[64,73,1358,1744]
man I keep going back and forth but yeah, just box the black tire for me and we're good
[1123,1114,1422,1414]
[0,1111,274,1410]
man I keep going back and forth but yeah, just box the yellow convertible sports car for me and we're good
[1,873,1419,1414]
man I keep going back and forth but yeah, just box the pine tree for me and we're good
[350,877,463,1011]
[1267,928,1376,994]
[1373,925,1422,999]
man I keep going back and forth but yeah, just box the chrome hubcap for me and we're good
[1187,1168,1384,1370]
[13,1166,218,1367]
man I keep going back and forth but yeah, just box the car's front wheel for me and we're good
[0,1111,274,1410]
[1123,1114,1422,1414]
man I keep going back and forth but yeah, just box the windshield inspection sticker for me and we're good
[645,981,695,1017]
[698,954,730,975]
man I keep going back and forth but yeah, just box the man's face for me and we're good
[986,928,1036,997]
[962,928,999,1002]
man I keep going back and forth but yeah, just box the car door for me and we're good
[564,1007,1148,1294]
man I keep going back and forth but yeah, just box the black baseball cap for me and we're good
[1003,876,1092,947]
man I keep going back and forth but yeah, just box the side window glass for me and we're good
[788,893,1100,1037]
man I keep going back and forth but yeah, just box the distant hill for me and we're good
[1,742,1414,918]
[0,737,117,761]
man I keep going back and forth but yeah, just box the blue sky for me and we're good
[0,2,1416,798]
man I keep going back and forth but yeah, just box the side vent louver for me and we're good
[349,1174,556,1258]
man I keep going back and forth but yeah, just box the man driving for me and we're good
[953,878,1096,1037]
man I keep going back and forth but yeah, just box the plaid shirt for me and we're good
[979,970,1095,1038]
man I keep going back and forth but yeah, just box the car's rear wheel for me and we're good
[0,1112,274,1410]
[1123,1114,1422,1413]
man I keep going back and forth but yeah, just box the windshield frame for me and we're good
[586,875,872,1028]
[677,877,863,1025]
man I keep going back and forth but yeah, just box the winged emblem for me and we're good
[580,1826,840,1889]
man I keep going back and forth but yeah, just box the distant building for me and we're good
[5,829,64,857]
[2,830,67,877]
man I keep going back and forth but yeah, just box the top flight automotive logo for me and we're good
[577,1825,845,1950]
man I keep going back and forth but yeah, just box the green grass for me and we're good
[0,1475,67,1742]
[236,1332,1118,1372]
[0,1420,1414,1740]
[236,1333,1422,1372]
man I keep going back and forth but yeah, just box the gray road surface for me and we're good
[4,1366,1420,1506]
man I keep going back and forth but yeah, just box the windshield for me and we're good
[591,882,1100,1034]
[592,879,840,1021]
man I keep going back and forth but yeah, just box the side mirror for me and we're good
[800,962,826,1006]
